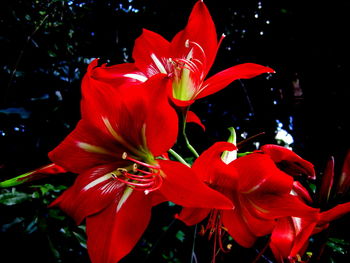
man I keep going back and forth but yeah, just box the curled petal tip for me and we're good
[267,67,276,74]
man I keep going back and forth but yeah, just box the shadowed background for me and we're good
[0,0,349,262]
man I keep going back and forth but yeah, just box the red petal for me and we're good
[86,190,152,263]
[170,1,218,76]
[176,207,210,226]
[49,120,126,174]
[338,149,350,193]
[170,97,195,107]
[270,217,295,261]
[271,216,317,261]
[81,75,146,153]
[50,164,125,224]
[81,73,178,157]
[158,159,233,209]
[192,142,236,184]
[261,144,315,179]
[186,111,206,131]
[319,156,334,204]
[319,202,350,225]
[144,75,179,156]
[250,194,319,220]
[198,63,274,99]
[222,209,257,248]
[292,181,313,203]
[150,191,168,207]
[231,153,293,195]
[132,29,170,76]
[91,62,147,85]
[237,199,276,237]
[289,219,317,258]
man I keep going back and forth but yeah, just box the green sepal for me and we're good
[0,171,37,188]
[0,163,67,188]
[237,152,253,157]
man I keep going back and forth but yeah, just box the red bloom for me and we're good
[177,143,318,253]
[49,73,232,263]
[270,201,350,263]
[270,152,350,262]
[92,1,274,107]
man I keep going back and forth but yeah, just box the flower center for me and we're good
[171,40,207,101]
[111,152,162,195]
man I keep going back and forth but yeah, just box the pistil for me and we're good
[111,152,163,194]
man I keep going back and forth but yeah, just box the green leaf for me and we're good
[176,230,185,242]
[48,209,66,221]
[73,230,87,249]
[48,50,57,57]
[1,217,25,232]
[327,238,350,255]
[25,217,38,234]
[329,238,350,246]
[47,236,61,260]
[0,189,31,205]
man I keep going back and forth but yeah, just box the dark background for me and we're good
[0,0,349,262]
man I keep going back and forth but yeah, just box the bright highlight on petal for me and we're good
[123,73,148,82]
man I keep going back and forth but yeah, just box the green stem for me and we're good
[190,224,198,263]
[181,107,199,158]
[168,149,191,167]
[183,132,199,158]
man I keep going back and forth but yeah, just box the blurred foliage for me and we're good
[1,0,349,262]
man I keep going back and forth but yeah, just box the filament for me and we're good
[112,152,163,194]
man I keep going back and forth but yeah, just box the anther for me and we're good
[185,39,190,48]
[122,152,128,160]
[117,168,127,173]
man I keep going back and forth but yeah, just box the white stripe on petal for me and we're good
[150,53,167,74]
[124,73,148,82]
[77,142,114,155]
[117,186,134,211]
[83,173,112,191]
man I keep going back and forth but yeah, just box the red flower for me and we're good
[270,201,350,263]
[269,152,350,262]
[177,142,318,254]
[92,1,274,107]
[49,73,232,263]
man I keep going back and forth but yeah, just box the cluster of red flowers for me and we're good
[2,1,350,263]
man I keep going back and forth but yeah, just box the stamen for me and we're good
[115,152,163,194]
[201,209,231,257]
[122,152,160,170]
[187,40,206,63]
[174,58,200,74]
